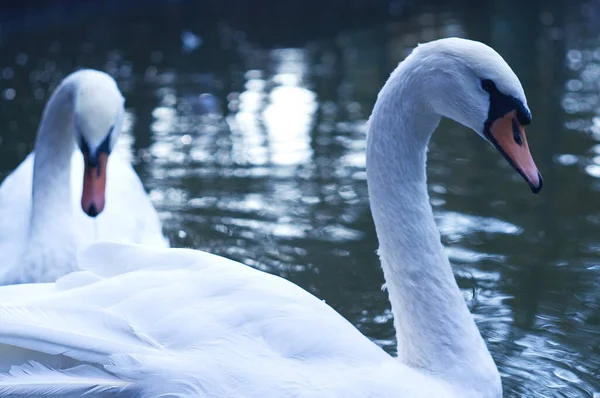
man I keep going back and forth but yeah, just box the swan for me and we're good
[0,38,541,397]
[0,69,168,285]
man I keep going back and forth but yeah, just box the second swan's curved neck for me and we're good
[29,83,77,236]
[366,63,498,384]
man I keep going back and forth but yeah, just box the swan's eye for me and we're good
[516,109,532,126]
[481,79,532,131]
[512,117,523,146]
[481,79,495,92]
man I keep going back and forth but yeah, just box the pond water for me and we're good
[0,0,599,396]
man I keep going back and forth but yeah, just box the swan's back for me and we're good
[0,242,458,397]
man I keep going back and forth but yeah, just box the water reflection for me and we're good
[0,0,599,396]
[263,48,315,166]
[231,70,268,166]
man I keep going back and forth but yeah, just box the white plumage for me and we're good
[0,243,449,398]
[0,362,127,397]
[0,38,539,397]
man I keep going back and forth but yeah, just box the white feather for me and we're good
[0,306,159,364]
[0,362,129,396]
[54,271,101,291]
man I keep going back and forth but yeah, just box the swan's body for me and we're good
[0,70,167,285]
[0,243,461,398]
[0,39,541,397]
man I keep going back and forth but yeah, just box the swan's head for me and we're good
[69,69,125,217]
[414,38,542,193]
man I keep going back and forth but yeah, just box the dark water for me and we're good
[1,0,599,396]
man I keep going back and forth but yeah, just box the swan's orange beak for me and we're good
[81,152,108,217]
[488,110,543,194]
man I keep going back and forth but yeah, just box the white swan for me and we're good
[0,69,168,284]
[0,38,541,397]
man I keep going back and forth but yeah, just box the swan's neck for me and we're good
[366,67,498,385]
[29,84,77,238]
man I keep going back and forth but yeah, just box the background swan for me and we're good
[0,38,541,397]
[0,69,168,285]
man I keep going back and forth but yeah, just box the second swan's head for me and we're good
[409,38,542,193]
[66,69,125,217]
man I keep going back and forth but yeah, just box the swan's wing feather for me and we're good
[54,271,101,291]
[0,305,161,364]
[74,242,386,360]
[0,242,407,396]
[0,242,374,360]
[74,242,228,278]
[0,283,56,303]
[0,362,129,396]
